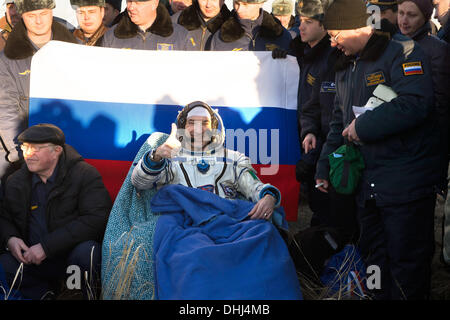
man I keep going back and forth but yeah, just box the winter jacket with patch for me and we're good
[209,9,292,51]
[100,5,190,50]
[296,34,340,165]
[315,32,441,207]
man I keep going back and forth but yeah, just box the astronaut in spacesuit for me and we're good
[131,101,281,220]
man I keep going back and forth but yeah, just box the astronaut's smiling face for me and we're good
[185,116,213,150]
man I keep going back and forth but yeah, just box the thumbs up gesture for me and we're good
[153,123,182,161]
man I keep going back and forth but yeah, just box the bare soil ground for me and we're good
[289,195,450,300]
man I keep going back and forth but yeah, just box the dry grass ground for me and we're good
[289,195,450,300]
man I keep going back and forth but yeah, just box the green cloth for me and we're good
[328,143,365,195]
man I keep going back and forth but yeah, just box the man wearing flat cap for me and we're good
[100,0,190,50]
[314,0,442,299]
[71,0,108,45]
[0,0,77,189]
[0,124,112,300]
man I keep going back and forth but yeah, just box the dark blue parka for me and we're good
[316,32,441,207]
[209,9,292,51]
[292,34,339,165]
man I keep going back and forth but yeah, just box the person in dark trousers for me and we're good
[0,124,112,299]
[289,0,344,232]
[316,0,441,299]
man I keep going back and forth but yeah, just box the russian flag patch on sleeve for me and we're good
[402,62,423,76]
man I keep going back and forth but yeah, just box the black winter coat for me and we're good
[316,32,441,207]
[0,145,112,257]
[293,34,339,165]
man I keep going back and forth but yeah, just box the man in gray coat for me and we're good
[100,0,190,50]
[0,0,77,187]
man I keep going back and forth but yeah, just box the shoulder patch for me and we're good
[306,73,316,86]
[402,62,423,76]
[365,71,385,86]
[265,43,279,51]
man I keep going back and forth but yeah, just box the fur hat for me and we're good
[14,0,55,14]
[397,0,433,20]
[18,123,65,146]
[272,0,294,16]
[70,0,105,8]
[322,0,370,30]
[298,0,326,20]
[235,0,267,4]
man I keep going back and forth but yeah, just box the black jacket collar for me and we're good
[114,4,174,39]
[411,21,431,41]
[177,2,231,34]
[303,34,332,63]
[219,9,284,43]
[4,18,77,60]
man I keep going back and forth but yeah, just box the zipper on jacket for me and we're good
[346,57,359,127]
[200,26,207,51]
[245,31,259,50]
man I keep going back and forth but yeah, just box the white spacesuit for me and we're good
[131,101,281,207]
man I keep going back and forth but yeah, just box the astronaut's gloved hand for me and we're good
[153,123,181,161]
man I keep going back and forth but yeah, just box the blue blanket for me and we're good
[151,184,303,300]
[101,132,302,300]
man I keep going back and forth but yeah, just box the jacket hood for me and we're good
[219,9,284,43]
[177,2,231,34]
[114,4,174,38]
[4,18,77,60]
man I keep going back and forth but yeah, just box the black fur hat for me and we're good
[70,0,105,8]
[15,0,55,14]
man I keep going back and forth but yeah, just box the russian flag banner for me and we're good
[29,41,301,220]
